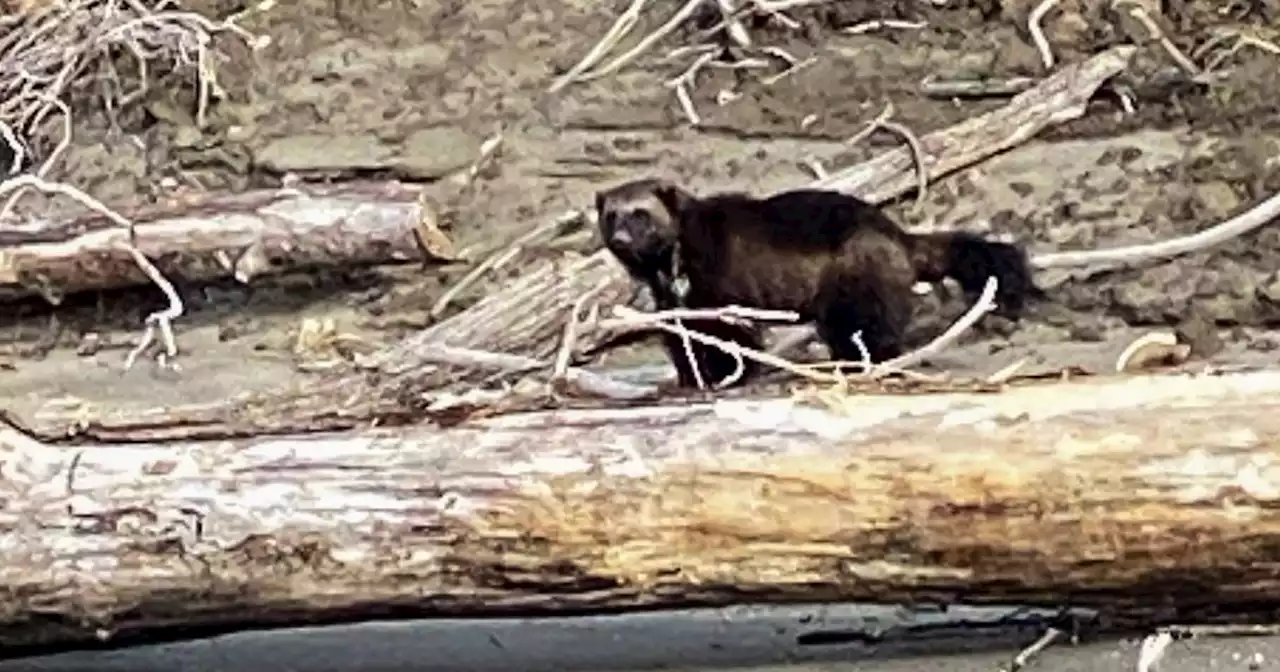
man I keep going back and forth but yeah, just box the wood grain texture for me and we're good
[1,368,1277,655]
[0,181,453,303]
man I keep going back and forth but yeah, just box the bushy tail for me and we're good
[906,231,1043,319]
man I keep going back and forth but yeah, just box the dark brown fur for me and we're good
[595,179,763,390]
[596,179,1040,388]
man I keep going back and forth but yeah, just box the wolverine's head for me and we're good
[594,177,694,272]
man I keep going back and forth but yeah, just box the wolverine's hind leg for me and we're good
[814,273,912,368]
[661,319,763,389]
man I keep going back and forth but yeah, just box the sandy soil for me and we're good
[2,0,1280,414]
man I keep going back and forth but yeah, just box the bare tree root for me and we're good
[573,0,707,84]
[0,0,265,178]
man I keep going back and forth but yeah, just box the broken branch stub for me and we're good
[2,370,1280,654]
[0,182,455,303]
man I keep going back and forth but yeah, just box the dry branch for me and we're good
[0,182,456,303]
[4,369,1280,654]
[6,47,1134,441]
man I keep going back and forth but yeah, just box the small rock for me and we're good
[1175,310,1223,358]
[395,126,485,180]
[1117,146,1143,166]
[1258,271,1280,305]
[76,333,102,357]
[1248,335,1279,352]
[1067,317,1107,342]
[1008,181,1034,198]
[171,125,206,149]
[252,133,393,173]
[218,321,249,342]
[1193,180,1242,219]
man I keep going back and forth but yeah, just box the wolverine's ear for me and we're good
[651,181,693,216]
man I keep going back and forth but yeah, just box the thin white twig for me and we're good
[1137,631,1173,672]
[0,174,185,370]
[674,316,710,390]
[1111,0,1200,76]
[1200,31,1280,73]
[664,50,717,125]
[601,304,802,390]
[832,102,929,207]
[758,53,817,86]
[878,119,929,208]
[554,280,612,382]
[599,304,801,329]
[794,278,997,383]
[1008,627,1063,672]
[547,0,648,93]
[843,19,927,34]
[0,95,70,220]
[430,214,572,319]
[1032,189,1280,269]
[1028,0,1063,71]
[875,276,998,375]
[845,102,895,146]
[583,0,707,82]
[0,121,25,174]
[609,305,841,384]
[715,0,753,48]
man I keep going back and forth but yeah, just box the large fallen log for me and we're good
[7,47,1138,441]
[1,368,1278,656]
[0,181,457,303]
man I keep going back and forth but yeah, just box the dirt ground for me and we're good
[2,0,1280,419]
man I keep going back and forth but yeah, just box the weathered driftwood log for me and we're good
[1,369,1278,655]
[0,181,457,303]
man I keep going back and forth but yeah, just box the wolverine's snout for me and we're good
[609,228,634,245]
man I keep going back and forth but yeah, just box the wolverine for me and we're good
[594,177,1039,388]
[595,178,763,390]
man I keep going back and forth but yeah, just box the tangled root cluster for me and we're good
[0,0,264,177]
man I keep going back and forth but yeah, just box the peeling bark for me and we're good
[0,181,457,303]
[1,369,1279,655]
